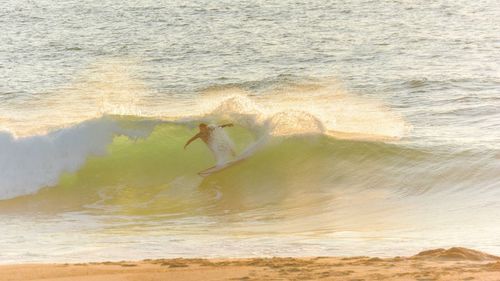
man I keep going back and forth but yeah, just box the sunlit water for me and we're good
[0,0,499,263]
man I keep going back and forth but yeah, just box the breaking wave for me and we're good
[0,91,410,201]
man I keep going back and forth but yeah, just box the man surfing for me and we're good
[184,123,236,166]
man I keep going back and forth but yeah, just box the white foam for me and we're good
[0,117,157,200]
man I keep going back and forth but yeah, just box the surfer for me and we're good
[184,123,235,154]
[185,123,261,176]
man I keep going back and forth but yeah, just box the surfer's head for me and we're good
[199,123,208,130]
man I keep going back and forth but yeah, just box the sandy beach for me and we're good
[2,247,499,281]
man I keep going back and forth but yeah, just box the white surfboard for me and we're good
[198,154,249,177]
[198,136,267,177]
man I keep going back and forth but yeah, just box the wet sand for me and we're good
[1,247,499,281]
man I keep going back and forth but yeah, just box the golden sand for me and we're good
[1,247,499,281]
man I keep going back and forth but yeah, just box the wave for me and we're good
[1,88,497,219]
[0,90,409,201]
[0,119,416,213]
[0,113,332,201]
[0,112,497,219]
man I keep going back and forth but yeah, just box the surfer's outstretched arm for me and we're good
[184,133,201,149]
[220,123,233,128]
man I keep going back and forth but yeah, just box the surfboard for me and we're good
[198,154,250,177]
[198,136,268,177]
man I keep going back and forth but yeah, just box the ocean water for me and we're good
[1,0,499,263]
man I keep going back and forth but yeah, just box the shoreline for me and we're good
[1,247,499,281]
